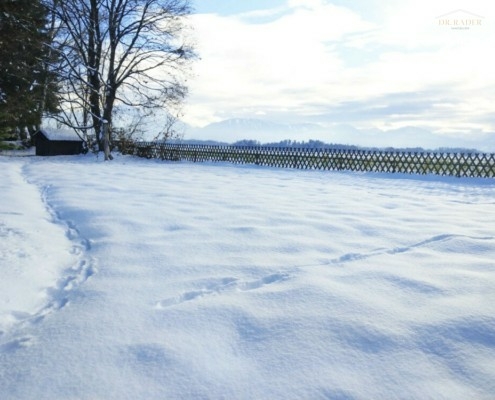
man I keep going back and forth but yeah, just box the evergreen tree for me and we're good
[0,0,59,142]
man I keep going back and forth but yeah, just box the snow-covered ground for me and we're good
[1,154,495,399]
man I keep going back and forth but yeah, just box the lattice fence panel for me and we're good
[116,142,495,178]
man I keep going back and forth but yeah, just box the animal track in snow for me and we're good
[1,183,97,346]
[1,258,97,343]
[59,259,96,292]
[237,273,290,291]
[0,336,34,353]
[328,234,494,266]
[155,273,290,309]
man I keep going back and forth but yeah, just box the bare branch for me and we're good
[48,0,195,159]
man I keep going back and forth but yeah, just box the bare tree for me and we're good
[49,0,194,160]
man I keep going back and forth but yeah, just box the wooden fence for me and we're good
[118,142,495,178]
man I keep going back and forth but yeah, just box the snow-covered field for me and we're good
[1,154,495,399]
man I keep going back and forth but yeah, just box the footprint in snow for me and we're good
[329,234,495,265]
[155,273,290,309]
[237,273,290,291]
[0,336,34,353]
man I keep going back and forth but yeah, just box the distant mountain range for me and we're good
[182,118,495,152]
[186,118,319,138]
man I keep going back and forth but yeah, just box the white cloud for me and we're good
[187,2,373,126]
[184,0,495,140]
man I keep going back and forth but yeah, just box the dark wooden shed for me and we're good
[34,129,86,156]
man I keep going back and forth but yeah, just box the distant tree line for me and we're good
[0,0,195,159]
[179,139,480,154]
[230,139,357,149]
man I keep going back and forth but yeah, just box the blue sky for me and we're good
[183,0,495,147]
[193,1,287,16]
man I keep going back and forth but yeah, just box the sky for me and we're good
[182,0,495,143]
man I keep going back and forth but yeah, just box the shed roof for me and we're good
[39,128,83,142]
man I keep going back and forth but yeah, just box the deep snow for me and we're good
[1,154,495,399]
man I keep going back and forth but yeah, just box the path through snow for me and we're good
[0,158,95,346]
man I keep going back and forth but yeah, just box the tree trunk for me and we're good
[88,0,103,150]
[102,121,113,161]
